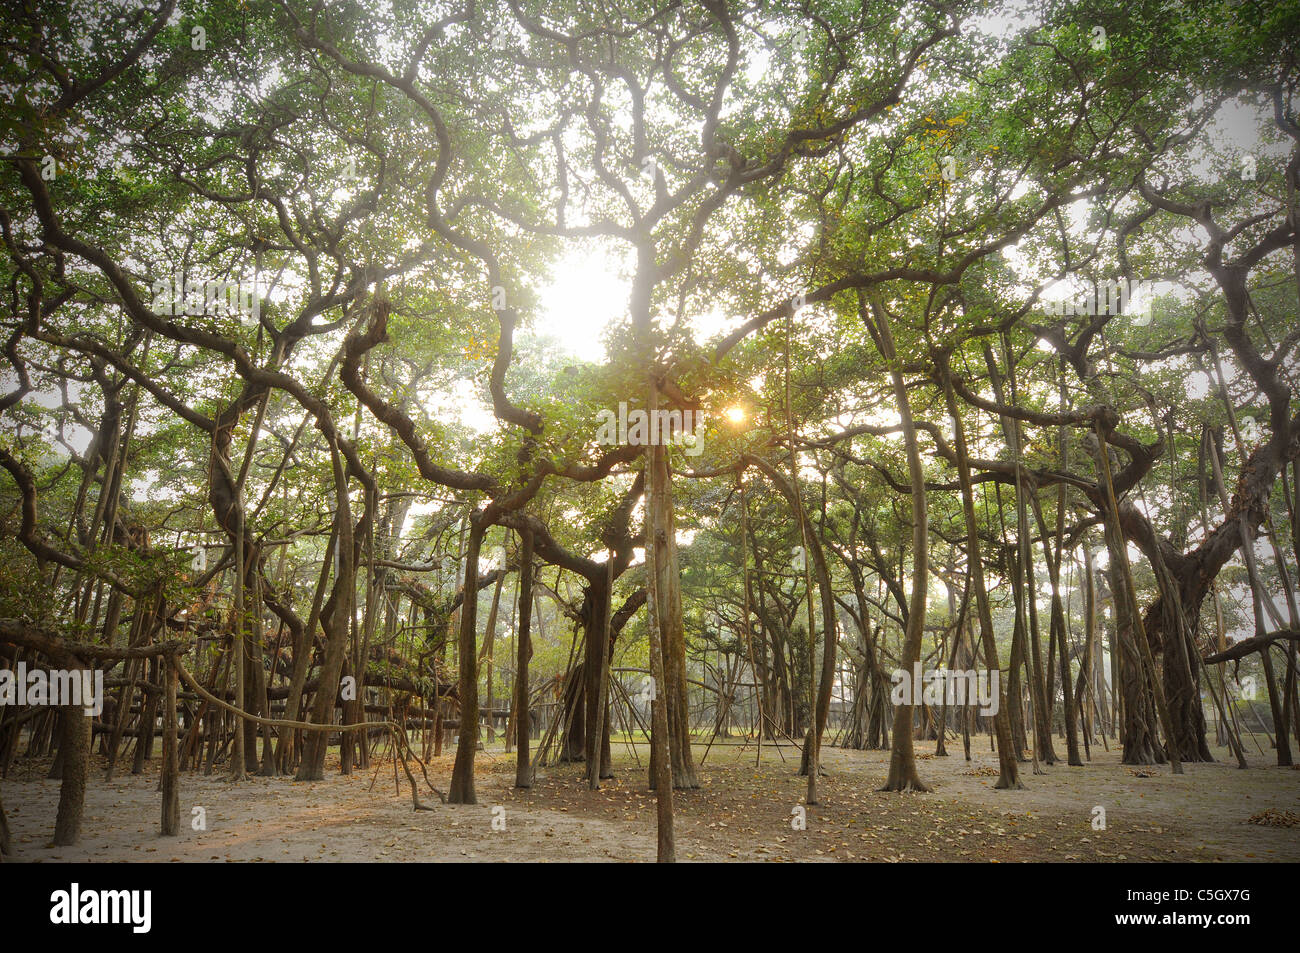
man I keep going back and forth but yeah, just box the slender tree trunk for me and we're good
[1033,478,1082,766]
[586,556,614,788]
[940,364,1021,788]
[644,383,675,862]
[1096,426,1183,774]
[864,294,929,792]
[297,444,356,782]
[1011,438,1057,766]
[277,523,335,772]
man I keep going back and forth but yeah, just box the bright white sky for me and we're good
[536,247,627,363]
[535,246,739,363]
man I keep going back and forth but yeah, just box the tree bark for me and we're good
[53,699,90,845]
[448,516,486,803]
[648,434,698,789]
[515,528,534,787]
[160,655,180,835]
[644,383,676,862]
[864,294,929,792]
[940,363,1021,788]
[297,443,356,782]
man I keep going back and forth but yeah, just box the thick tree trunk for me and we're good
[1096,443,1180,769]
[573,579,615,778]
[160,656,180,835]
[648,437,698,790]
[448,516,485,804]
[515,528,534,788]
[53,700,90,845]
[1148,557,1213,762]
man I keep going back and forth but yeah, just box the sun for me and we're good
[725,406,747,424]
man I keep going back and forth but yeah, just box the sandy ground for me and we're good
[3,736,1298,862]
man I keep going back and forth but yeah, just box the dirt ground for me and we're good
[4,736,1299,862]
